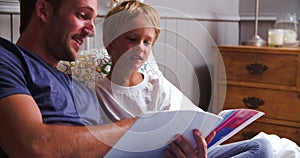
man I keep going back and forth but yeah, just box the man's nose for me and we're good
[84,20,95,37]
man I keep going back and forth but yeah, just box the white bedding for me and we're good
[252,132,300,158]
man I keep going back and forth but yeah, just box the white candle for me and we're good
[268,29,284,47]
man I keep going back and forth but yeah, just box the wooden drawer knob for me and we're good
[246,63,268,75]
[242,97,265,109]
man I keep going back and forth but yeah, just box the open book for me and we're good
[104,108,264,158]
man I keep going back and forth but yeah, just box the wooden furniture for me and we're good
[218,45,300,145]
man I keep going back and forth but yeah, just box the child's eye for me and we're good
[126,37,137,42]
[144,40,152,46]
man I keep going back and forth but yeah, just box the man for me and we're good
[0,0,211,157]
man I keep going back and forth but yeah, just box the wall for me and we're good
[0,0,19,42]
[0,0,240,44]
[0,0,238,110]
[239,0,300,44]
[145,0,239,21]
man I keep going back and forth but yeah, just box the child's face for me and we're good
[108,27,156,71]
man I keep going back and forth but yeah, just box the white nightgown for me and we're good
[96,73,201,123]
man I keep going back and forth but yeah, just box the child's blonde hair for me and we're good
[103,0,161,47]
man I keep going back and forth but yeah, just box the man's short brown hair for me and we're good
[18,0,63,34]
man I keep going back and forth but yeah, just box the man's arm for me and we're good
[0,94,135,158]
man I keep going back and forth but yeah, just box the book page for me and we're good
[104,110,222,158]
[207,109,265,152]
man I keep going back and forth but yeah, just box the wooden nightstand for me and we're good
[217,45,300,145]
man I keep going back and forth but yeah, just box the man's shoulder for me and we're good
[0,37,11,44]
[0,37,18,50]
[0,37,25,62]
[0,37,15,53]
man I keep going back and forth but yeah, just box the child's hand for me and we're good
[164,129,214,158]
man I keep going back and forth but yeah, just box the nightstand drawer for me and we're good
[221,52,297,86]
[223,121,300,146]
[224,85,300,123]
[218,45,300,147]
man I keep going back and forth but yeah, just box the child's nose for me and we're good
[135,43,145,52]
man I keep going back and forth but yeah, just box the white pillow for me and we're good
[57,48,161,88]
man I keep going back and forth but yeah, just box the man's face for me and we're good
[44,0,98,62]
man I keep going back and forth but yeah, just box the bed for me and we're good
[57,48,300,158]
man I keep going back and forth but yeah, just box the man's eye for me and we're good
[77,12,88,19]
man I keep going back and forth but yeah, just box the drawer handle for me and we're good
[242,97,265,109]
[246,63,268,75]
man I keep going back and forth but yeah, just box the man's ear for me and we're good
[35,0,52,23]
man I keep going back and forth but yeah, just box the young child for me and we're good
[97,0,199,122]
[96,1,273,158]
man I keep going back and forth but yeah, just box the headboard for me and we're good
[56,6,228,113]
